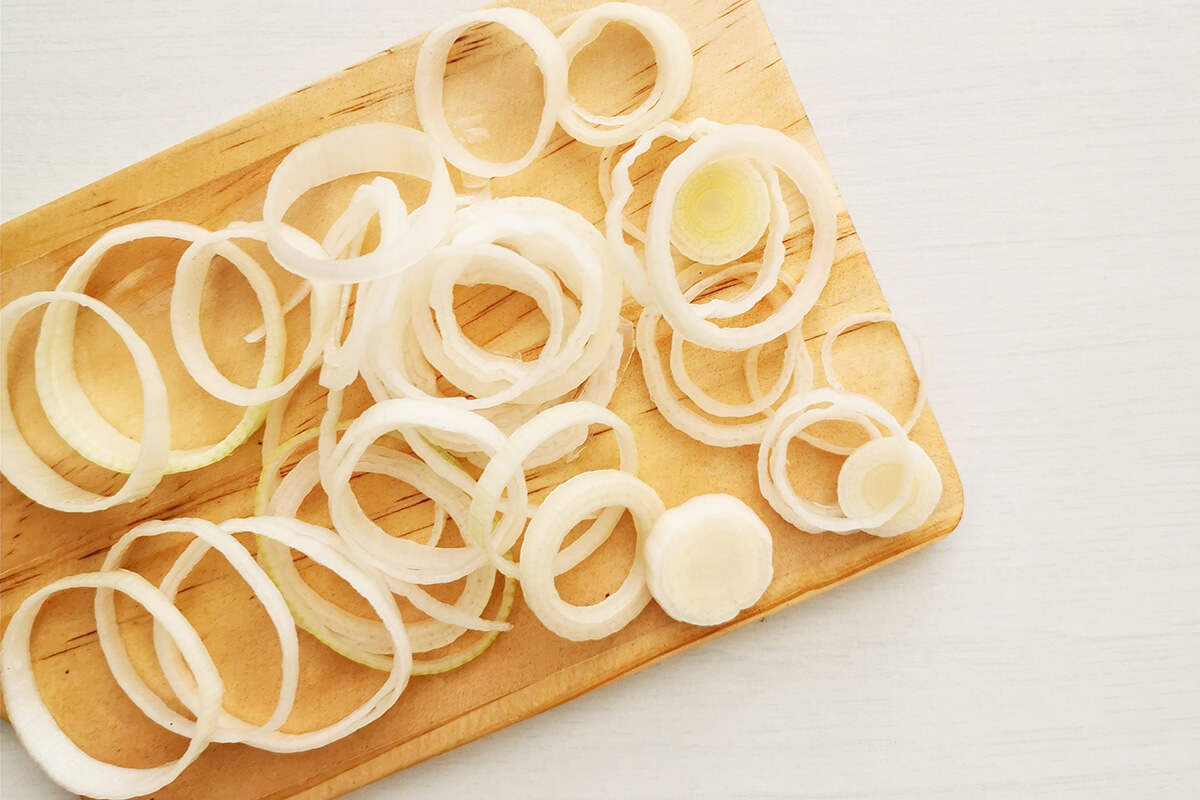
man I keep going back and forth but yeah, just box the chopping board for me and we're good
[0,0,963,797]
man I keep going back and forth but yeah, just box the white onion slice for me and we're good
[644,124,838,350]
[758,389,915,534]
[171,221,340,406]
[1,291,170,511]
[469,401,639,579]
[262,123,454,283]
[0,570,222,799]
[556,3,693,147]
[519,469,663,640]
[822,311,928,436]
[643,493,773,626]
[837,437,942,537]
[218,515,411,751]
[35,221,270,472]
[670,158,770,266]
[637,264,812,447]
[415,8,568,177]
[93,518,298,747]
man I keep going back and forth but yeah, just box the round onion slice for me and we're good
[93,518,299,747]
[837,437,942,537]
[171,221,340,406]
[556,2,693,147]
[758,389,915,534]
[35,221,271,473]
[644,124,838,350]
[822,311,928,437]
[519,469,663,640]
[670,158,770,265]
[1,291,169,512]
[469,401,640,579]
[643,493,773,626]
[218,515,412,752]
[415,8,568,177]
[262,123,454,283]
[0,570,222,800]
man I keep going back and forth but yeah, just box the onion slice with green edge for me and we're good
[415,8,568,178]
[170,221,340,406]
[35,221,271,473]
[412,574,517,676]
[0,570,222,800]
[644,124,837,350]
[837,436,942,537]
[218,515,412,751]
[643,493,772,626]
[93,518,299,747]
[519,469,662,641]
[637,264,812,447]
[469,400,640,580]
[1,291,170,512]
[758,389,915,534]
[821,311,928,440]
[556,2,693,147]
[262,123,454,284]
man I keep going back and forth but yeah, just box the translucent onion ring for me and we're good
[262,123,454,283]
[644,124,838,350]
[758,389,915,534]
[171,221,340,406]
[0,570,222,799]
[415,8,568,178]
[1,291,170,512]
[93,518,299,747]
[519,469,662,641]
[36,220,271,473]
[556,2,693,147]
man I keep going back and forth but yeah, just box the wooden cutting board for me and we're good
[0,0,963,798]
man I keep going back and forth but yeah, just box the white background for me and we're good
[2,0,1198,797]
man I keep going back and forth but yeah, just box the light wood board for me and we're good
[0,0,963,798]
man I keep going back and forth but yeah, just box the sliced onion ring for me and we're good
[644,124,838,350]
[0,570,222,800]
[415,8,568,178]
[556,2,693,147]
[1,291,169,512]
[519,469,662,641]
[262,123,454,283]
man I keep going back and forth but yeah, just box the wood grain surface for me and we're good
[0,0,962,798]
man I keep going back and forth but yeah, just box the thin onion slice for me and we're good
[0,570,222,800]
[36,221,270,473]
[519,469,663,640]
[262,123,454,283]
[644,493,773,626]
[837,437,942,537]
[758,389,915,534]
[93,519,299,747]
[415,8,568,177]
[218,515,412,752]
[1,291,170,511]
[469,401,640,579]
[822,311,928,439]
[644,124,838,350]
[556,2,693,147]
[670,158,770,265]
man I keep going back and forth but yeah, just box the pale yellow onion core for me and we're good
[669,158,769,265]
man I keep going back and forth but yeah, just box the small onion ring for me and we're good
[1,291,170,512]
[0,570,222,799]
[556,2,693,147]
[415,8,568,178]
[519,469,662,641]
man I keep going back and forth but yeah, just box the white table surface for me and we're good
[3,1,1199,797]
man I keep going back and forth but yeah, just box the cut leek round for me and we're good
[837,437,942,537]
[644,493,772,626]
